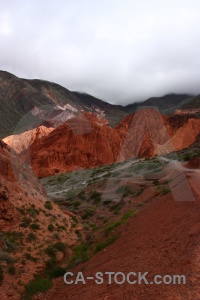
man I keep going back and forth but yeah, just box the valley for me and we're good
[0,71,200,299]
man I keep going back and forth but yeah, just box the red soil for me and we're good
[45,172,200,300]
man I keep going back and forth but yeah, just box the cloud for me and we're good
[1,0,200,104]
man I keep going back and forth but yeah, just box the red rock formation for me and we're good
[164,118,200,151]
[5,109,200,178]
[3,126,54,155]
[30,112,122,177]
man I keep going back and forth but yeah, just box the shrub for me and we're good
[27,207,40,217]
[8,265,16,275]
[0,266,3,285]
[30,223,40,230]
[45,258,56,269]
[44,201,53,210]
[72,216,78,224]
[153,180,159,186]
[183,153,192,161]
[72,201,81,209]
[162,188,171,195]
[0,251,15,263]
[24,277,52,298]
[25,253,37,262]
[23,173,28,180]
[26,233,37,242]
[82,208,95,220]
[20,217,31,228]
[90,191,101,204]
[77,191,86,200]
[45,266,66,279]
[103,199,113,205]
[48,224,54,232]
[53,242,67,254]
[44,246,56,258]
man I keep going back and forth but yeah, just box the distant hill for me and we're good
[0,70,197,138]
[180,95,200,109]
[0,71,127,137]
[124,93,193,114]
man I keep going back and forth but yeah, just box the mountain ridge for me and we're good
[0,70,196,138]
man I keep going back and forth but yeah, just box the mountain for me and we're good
[0,70,197,139]
[178,94,200,112]
[124,93,193,114]
[0,71,127,138]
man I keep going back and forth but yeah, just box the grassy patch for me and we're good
[24,277,52,299]
[105,210,135,235]
[95,235,119,253]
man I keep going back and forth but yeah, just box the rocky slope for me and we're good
[44,162,200,300]
[0,140,82,299]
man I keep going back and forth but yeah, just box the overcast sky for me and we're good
[1,0,200,104]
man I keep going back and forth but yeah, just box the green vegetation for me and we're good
[95,235,119,253]
[44,201,53,210]
[105,210,135,235]
[8,265,16,275]
[44,246,56,259]
[48,224,54,232]
[30,223,40,230]
[90,191,102,203]
[24,276,52,299]
[0,266,3,285]
[72,201,81,209]
[82,208,95,220]
[53,242,67,254]
[20,217,31,228]
[77,191,86,200]
[25,253,37,262]
[26,233,37,242]
[69,244,89,267]
[45,266,66,279]
[162,188,171,195]
[0,251,15,263]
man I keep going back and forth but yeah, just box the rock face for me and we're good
[25,108,200,178]
[116,108,175,158]
[3,126,54,155]
[30,112,122,177]
[164,118,200,151]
